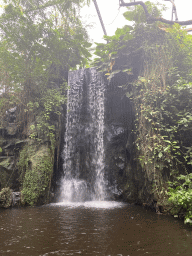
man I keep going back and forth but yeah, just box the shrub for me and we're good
[0,187,12,208]
[168,173,192,224]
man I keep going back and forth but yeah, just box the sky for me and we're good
[81,0,192,44]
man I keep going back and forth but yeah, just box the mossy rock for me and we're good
[0,168,9,189]
[19,144,54,206]
[0,157,15,189]
[0,187,12,208]
[0,157,12,169]
[0,136,7,147]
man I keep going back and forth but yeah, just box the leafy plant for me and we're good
[0,0,91,143]
[0,0,92,205]
[0,187,12,208]
[93,1,192,207]
[19,144,54,206]
[168,174,192,224]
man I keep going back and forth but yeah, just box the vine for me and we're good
[93,1,192,220]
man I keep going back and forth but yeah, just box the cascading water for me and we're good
[60,68,107,202]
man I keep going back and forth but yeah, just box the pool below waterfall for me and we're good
[1,202,192,256]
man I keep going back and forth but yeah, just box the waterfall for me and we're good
[60,68,107,202]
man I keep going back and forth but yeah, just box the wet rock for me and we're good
[3,107,18,136]
[0,189,21,208]
[12,192,21,206]
[7,106,17,114]
[50,192,55,201]
[142,200,163,213]
[6,123,18,136]
[0,157,14,170]
[111,185,124,200]
[116,162,125,169]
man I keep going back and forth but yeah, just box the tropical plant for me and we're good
[168,174,192,224]
[93,1,192,218]
[0,0,91,205]
[0,0,91,143]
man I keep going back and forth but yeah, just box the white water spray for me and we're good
[60,68,107,202]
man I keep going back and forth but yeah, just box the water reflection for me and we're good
[50,201,126,208]
[0,202,192,255]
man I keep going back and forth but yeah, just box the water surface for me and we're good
[1,201,192,255]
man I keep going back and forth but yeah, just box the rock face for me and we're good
[104,74,134,199]
[0,68,166,209]
[0,107,25,192]
[19,144,54,206]
[0,104,58,207]
[0,188,21,208]
[58,68,136,201]
[12,192,21,206]
[104,73,168,211]
[0,188,12,208]
[58,68,162,208]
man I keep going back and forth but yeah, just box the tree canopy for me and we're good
[0,0,91,143]
[119,0,192,26]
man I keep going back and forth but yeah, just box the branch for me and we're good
[119,0,192,25]
[24,0,76,13]
[185,28,192,32]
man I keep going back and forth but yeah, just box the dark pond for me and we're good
[0,201,192,256]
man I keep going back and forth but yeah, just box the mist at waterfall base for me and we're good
[57,68,119,208]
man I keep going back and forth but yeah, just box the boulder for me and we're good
[12,192,21,206]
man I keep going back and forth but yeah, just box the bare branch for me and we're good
[119,0,192,25]
[184,28,192,32]
[120,1,151,18]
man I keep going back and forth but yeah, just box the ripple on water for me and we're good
[49,201,127,209]
[1,202,192,256]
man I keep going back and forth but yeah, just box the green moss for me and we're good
[0,158,13,189]
[0,168,9,189]
[18,143,54,206]
[0,187,12,208]
[0,158,11,169]
[17,144,31,184]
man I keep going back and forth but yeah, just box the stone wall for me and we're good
[0,104,63,207]
[0,68,168,210]
[105,72,168,212]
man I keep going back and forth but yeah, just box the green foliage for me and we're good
[0,0,91,206]
[27,85,67,145]
[168,174,192,224]
[123,1,163,24]
[0,0,91,142]
[131,31,192,206]
[19,144,53,206]
[0,187,12,208]
[93,1,192,212]
[134,76,192,169]
[92,2,166,73]
[17,144,31,183]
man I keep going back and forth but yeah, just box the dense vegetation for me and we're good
[0,0,192,224]
[0,0,91,205]
[93,1,192,223]
[0,0,91,143]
